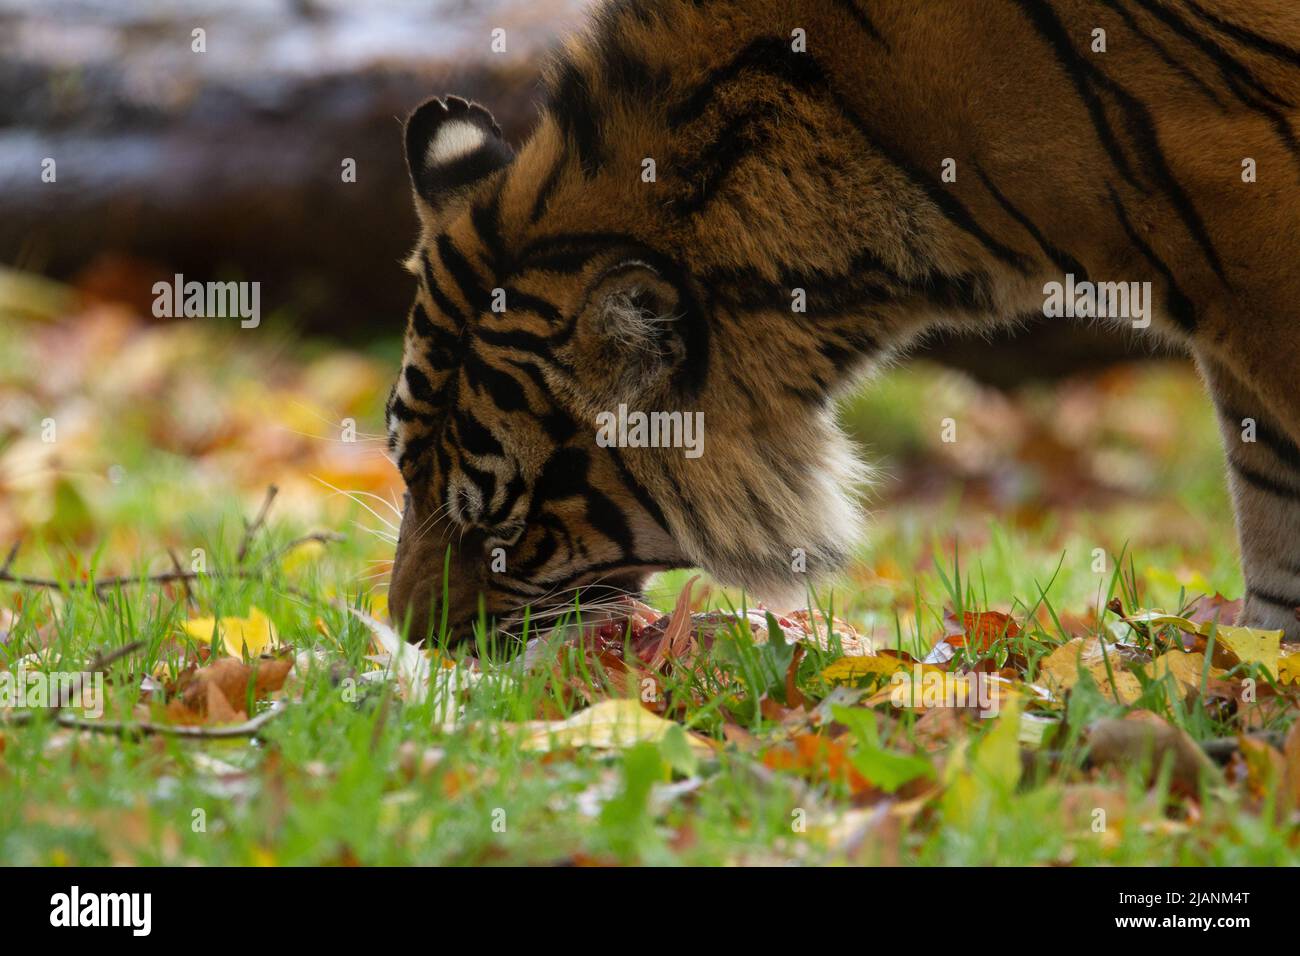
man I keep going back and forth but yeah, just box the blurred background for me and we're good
[0,0,1235,627]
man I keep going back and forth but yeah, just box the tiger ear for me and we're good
[404,96,513,214]
[588,262,692,384]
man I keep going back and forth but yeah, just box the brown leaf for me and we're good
[925,610,1021,664]
[1185,593,1242,628]
[1087,712,1222,795]
[722,723,761,752]
[172,655,293,725]
[785,645,807,709]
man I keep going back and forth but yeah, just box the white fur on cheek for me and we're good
[425,120,486,166]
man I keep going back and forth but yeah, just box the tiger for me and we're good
[385,0,1300,644]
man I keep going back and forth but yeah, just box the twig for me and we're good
[48,641,145,716]
[1,701,286,740]
[1021,729,1289,775]
[167,547,195,609]
[0,538,20,576]
[237,485,279,564]
[0,533,342,594]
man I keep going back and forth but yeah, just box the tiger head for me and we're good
[385,86,869,643]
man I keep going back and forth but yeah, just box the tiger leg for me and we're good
[1197,352,1300,640]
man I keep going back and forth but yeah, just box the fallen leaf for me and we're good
[1037,637,1143,704]
[1087,712,1222,795]
[1144,650,1225,699]
[517,698,714,755]
[181,607,278,658]
[169,655,293,725]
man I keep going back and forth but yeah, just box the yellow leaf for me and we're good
[821,655,929,684]
[181,607,278,658]
[1209,625,1282,676]
[1123,608,1282,676]
[517,699,714,755]
[1037,637,1143,705]
[1279,652,1300,686]
[976,694,1023,792]
[940,696,1022,824]
[1144,651,1224,698]
[280,538,326,576]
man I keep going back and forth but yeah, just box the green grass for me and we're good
[1,300,1297,864]
[2,523,1295,866]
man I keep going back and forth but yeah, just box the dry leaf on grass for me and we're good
[1121,610,1283,675]
[180,607,279,658]
[1037,637,1144,704]
[515,698,715,755]
[167,655,293,725]
[1087,712,1222,794]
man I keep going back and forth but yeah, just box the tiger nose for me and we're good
[388,498,490,642]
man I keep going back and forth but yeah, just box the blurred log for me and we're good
[0,0,1175,382]
[0,0,585,334]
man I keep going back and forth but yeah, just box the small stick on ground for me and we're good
[48,641,146,717]
[237,484,279,564]
[0,534,341,594]
[0,538,21,576]
[1,702,286,740]
[167,547,196,609]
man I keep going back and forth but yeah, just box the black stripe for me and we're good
[409,303,461,361]
[1247,586,1300,614]
[1105,182,1196,331]
[1185,1,1300,68]
[528,158,566,225]
[1129,0,1300,174]
[608,445,672,535]
[667,36,827,129]
[974,167,1089,280]
[670,102,793,216]
[832,0,886,46]
[388,394,435,425]
[596,29,672,101]
[517,232,636,275]
[475,325,561,355]
[436,233,489,315]
[403,365,441,406]
[1099,0,1226,108]
[1010,0,1143,190]
[422,252,467,327]
[398,431,436,476]
[1014,0,1230,283]
[454,409,505,458]
[464,350,528,413]
[1229,455,1300,502]
[546,58,603,175]
[499,288,563,323]
[1219,404,1300,471]
[486,473,528,525]
[459,459,497,510]
[471,187,507,272]
[583,487,633,548]
[535,448,590,504]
